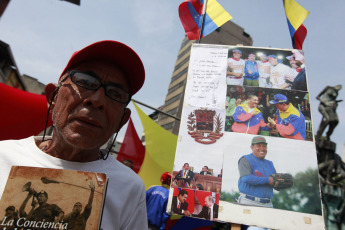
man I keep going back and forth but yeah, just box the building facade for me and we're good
[157,21,253,135]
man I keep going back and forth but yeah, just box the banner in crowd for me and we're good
[166,44,324,229]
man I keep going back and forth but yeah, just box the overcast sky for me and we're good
[0,0,344,154]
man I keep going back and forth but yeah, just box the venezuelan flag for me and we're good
[283,0,309,49]
[179,0,232,40]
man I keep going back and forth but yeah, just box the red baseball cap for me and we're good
[59,40,145,96]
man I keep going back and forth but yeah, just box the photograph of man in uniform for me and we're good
[63,181,95,230]
[237,136,276,208]
[19,190,64,224]
[0,206,18,230]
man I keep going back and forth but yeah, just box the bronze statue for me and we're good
[315,85,343,140]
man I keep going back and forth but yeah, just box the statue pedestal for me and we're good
[317,138,345,229]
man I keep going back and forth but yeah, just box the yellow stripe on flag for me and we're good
[133,101,178,190]
[206,0,232,27]
[284,0,309,30]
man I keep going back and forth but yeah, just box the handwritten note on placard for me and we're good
[184,45,228,109]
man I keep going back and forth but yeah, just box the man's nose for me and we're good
[83,87,107,110]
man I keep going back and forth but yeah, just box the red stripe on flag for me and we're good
[292,24,307,49]
[116,118,145,173]
[178,1,202,40]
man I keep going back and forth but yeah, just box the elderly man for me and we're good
[232,94,269,135]
[0,40,147,229]
[226,49,245,86]
[268,94,306,140]
[193,195,219,221]
[238,136,276,230]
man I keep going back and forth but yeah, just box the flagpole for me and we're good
[197,0,207,43]
[132,99,181,121]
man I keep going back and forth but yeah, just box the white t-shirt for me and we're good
[0,136,147,230]
[257,61,271,79]
[227,58,245,85]
[270,63,293,88]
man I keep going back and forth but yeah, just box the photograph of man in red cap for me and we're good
[0,40,147,229]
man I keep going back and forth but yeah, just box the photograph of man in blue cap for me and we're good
[268,94,306,140]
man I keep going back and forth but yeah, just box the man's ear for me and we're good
[118,108,131,131]
[45,83,59,110]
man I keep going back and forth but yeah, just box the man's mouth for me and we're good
[75,117,102,128]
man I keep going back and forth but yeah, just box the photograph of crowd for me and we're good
[225,85,312,141]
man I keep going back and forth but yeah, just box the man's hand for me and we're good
[284,75,295,82]
[269,176,274,185]
[268,117,276,128]
[184,210,191,216]
[89,181,95,191]
[31,198,37,209]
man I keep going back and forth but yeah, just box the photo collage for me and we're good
[167,44,324,229]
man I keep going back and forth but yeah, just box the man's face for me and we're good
[184,164,189,170]
[268,57,278,65]
[5,209,14,218]
[248,54,256,62]
[37,194,48,205]
[233,51,242,59]
[247,96,259,108]
[202,167,208,172]
[289,58,297,69]
[260,55,267,62]
[275,103,286,111]
[178,194,188,203]
[50,60,130,150]
[73,202,82,214]
[205,197,213,207]
[251,143,268,159]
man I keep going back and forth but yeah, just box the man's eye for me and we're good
[107,88,123,99]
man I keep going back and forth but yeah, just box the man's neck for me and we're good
[36,135,100,162]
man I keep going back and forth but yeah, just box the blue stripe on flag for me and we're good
[202,13,219,36]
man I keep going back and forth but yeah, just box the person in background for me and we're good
[146,172,172,230]
[244,53,259,86]
[200,166,212,176]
